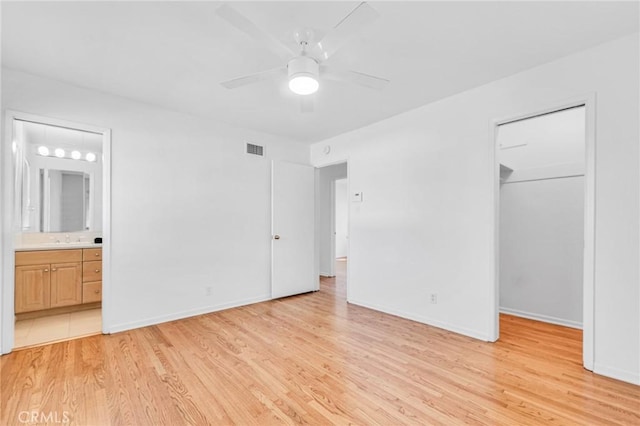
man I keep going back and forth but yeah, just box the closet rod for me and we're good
[501,173,584,185]
[498,104,585,127]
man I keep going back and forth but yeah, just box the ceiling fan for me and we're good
[216,2,390,112]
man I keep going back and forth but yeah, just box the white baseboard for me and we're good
[107,294,271,334]
[348,298,492,342]
[319,269,335,277]
[594,363,640,385]
[500,307,582,329]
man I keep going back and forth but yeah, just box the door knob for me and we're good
[274,235,281,240]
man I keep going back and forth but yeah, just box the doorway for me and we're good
[317,162,348,289]
[333,178,349,295]
[1,112,111,353]
[493,98,595,370]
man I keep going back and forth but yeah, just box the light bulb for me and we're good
[289,75,319,95]
[37,146,50,156]
[71,150,81,160]
[55,148,65,158]
[85,152,96,162]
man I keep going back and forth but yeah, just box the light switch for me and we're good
[352,192,363,202]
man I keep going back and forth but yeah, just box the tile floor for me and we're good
[15,308,102,349]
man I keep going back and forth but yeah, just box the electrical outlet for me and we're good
[430,293,438,304]
[205,286,212,296]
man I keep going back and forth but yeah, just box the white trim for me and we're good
[270,160,276,298]
[109,295,272,334]
[345,160,351,303]
[490,94,596,370]
[1,111,112,351]
[313,168,321,288]
[593,363,640,386]
[327,179,336,277]
[1,114,16,354]
[500,307,582,330]
[350,298,493,342]
[582,95,597,372]
[489,114,500,343]
[100,129,112,334]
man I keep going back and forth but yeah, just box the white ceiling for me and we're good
[2,1,638,143]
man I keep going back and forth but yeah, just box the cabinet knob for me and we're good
[95,269,100,273]
[95,290,100,294]
[44,269,49,272]
[95,253,99,257]
[52,268,57,272]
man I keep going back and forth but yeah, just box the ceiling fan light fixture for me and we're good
[288,56,319,95]
[289,75,319,95]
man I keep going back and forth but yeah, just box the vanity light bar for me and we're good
[36,146,97,162]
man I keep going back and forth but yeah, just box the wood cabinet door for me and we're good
[50,262,82,308]
[15,264,51,313]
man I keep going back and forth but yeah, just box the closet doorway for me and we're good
[493,99,595,370]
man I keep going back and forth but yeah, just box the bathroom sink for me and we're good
[41,241,87,246]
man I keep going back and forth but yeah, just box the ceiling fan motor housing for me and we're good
[287,56,319,80]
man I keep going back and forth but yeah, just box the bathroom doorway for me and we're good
[1,112,111,353]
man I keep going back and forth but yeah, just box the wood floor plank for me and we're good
[2,260,639,425]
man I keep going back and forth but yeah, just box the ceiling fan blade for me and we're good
[311,2,379,61]
[300,95,315,113]
[220,67,285,89]
[322,66,390,90]
[216,4,295,61]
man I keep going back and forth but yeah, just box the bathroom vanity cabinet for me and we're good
[15,248,102,314]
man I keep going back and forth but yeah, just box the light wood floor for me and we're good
[2,261,639,425]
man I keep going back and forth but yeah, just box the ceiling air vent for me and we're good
[246,143,264,156]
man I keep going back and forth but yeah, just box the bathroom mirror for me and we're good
[15,120,102,233]
[38,169,92,232]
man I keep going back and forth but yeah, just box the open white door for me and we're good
[271,160,316,298]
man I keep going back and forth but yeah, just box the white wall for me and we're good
[317,163,347,276]
[310,34,639,384]
[1,69,308,337]
[500,176,584,327]
[335,179,348,258]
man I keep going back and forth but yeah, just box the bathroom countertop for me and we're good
[15,243,103,252]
